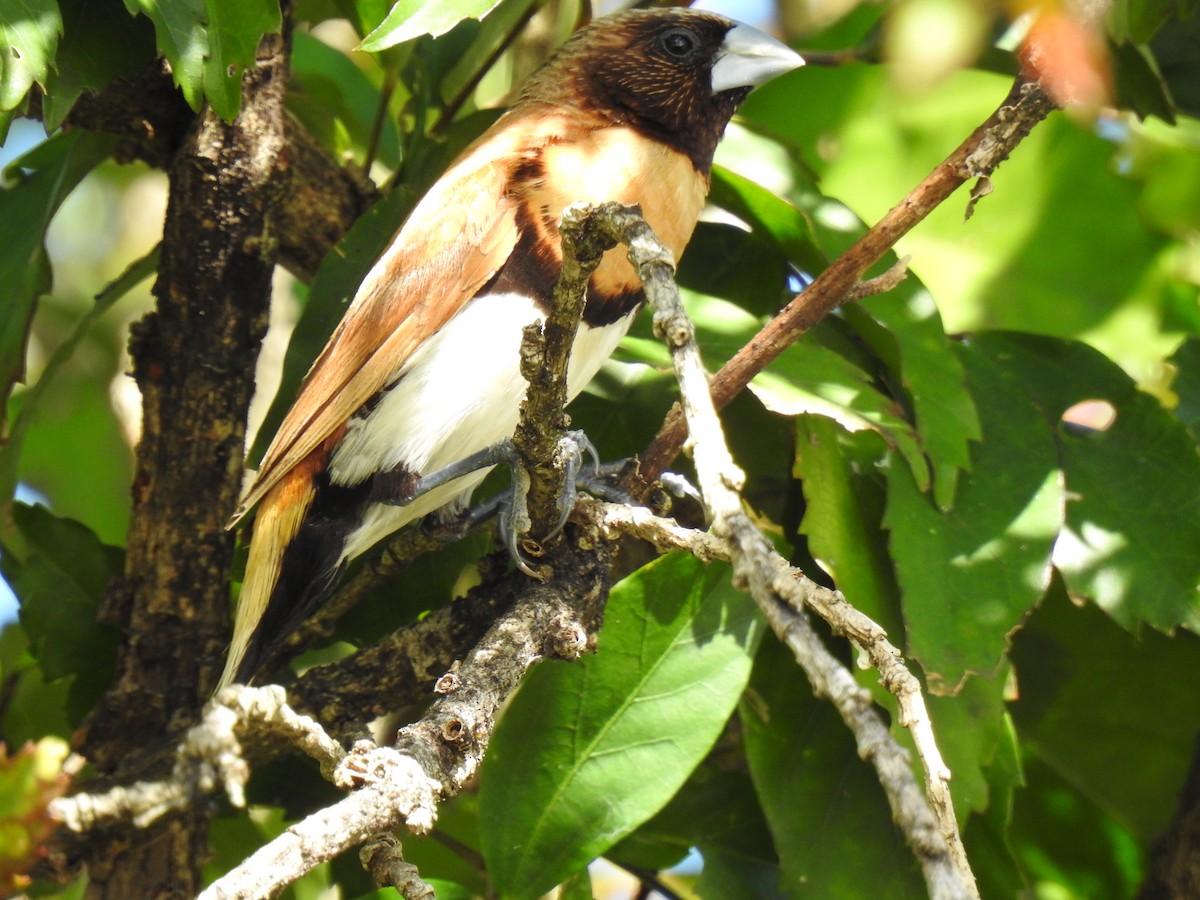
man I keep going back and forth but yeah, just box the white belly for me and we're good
[329,291,635,561]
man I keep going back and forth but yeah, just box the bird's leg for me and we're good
[373,432,603,576]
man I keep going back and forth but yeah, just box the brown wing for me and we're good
[229,124,534,526]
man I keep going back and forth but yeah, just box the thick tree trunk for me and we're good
[72,27,293,897]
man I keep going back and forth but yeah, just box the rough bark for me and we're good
[69,26,293,897]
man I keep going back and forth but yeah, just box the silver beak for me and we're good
[711,21,805,93]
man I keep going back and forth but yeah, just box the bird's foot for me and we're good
[380,431,601,577]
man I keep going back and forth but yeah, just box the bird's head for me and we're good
[521,8,804,171]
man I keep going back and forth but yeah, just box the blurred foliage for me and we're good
[2,0,1200,897]
[0,737,71,894]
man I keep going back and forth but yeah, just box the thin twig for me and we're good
[51,686,343,831]
[636,77,1057,483]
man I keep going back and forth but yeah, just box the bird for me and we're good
[218,7,804,689]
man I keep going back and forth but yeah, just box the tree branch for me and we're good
[63,62,379,283]
[58,23,296,897]
[581,203,979,899]
[199,538,613,899]
[636,76,1057,483]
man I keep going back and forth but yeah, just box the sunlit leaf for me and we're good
[979,333,1200,633]
[122,0,281,119]
[360,0,503,52]
[884,340,1062,691]
[480,554,762,899]
[0,0,62,125]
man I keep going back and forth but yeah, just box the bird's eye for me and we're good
[659,27,700,60]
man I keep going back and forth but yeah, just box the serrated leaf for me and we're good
[741,635,926,898]
[857,286,981,509]
[756,338,930,493]
[122,0,280,119]
[0,130,115,460]
[0,0,62,111]
[359,0,502,52]
[884,340,1062,691]
[479,553,762,899]
[41,0,156,130]
[979,333,1200,633]
[1112,40,1176,123]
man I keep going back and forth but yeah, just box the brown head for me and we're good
[519,9,803,173]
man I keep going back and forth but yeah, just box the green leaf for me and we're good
[857,286,981,509]
[1110,0,1183,43]
[122,0,281,119]
[41,0,157,130]
[0,248,157,528]
[756,335,929,494]
[607,766,775,873]
[437,0,541,114]
[479,553,763,899]
[0,623,72,743]
[556,869,592,900]
[4,503,121,721]
[794,414,904,637]
[359,0,503,52]
[695,847,788,900]
[709,165,825,276]
[925,669,1020,819]
[289,30,401,170]
[0,0,62,117]
[1009,755,1143,897]
[884,340,1063,691]
[1168,336,1200,442]
[980,333,1200,633]
[742,67,1178,381]
[1112,40,1176,123]
[741,635,926,898]
[960,753,1028,898]
[0,130,116,464]
[676,223,791,316]
[1009,584,1200,843]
